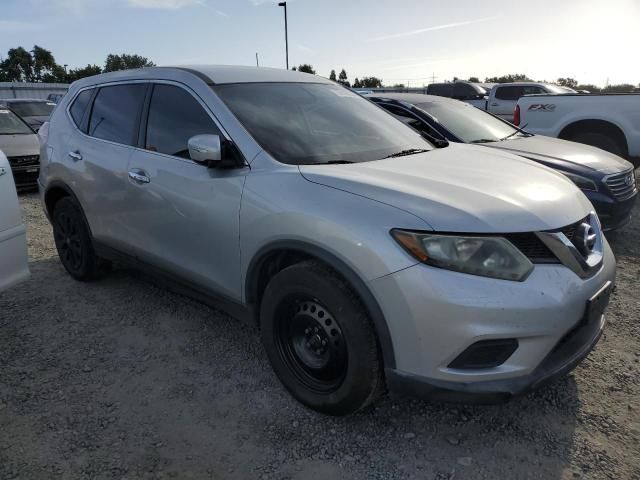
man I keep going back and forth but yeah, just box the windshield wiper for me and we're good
[470,138,497,144]
[383,148,430,159]
[500,123,532,141]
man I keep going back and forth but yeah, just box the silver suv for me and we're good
[39,66,616,415]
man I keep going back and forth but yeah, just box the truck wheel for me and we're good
[260,260,384,415]
[52,197,111,281]
[569,132,626,157]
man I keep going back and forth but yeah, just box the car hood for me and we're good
[299,143,592,233]
[0,133,39,157]
[483,135,632,175]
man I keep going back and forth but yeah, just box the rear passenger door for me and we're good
[65,82,148,252]
[122,83,246,301]
[489,85,523,121]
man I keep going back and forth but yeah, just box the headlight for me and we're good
[391,230,533,281]
[562,172,598,191]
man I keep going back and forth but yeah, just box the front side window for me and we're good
[145,84,221,158]
[69,89,93,129]
[88,84,146,145]
[0,109,33,135]
[416,101,517,143]
[214,83,431,165]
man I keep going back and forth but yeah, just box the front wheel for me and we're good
[260,260,384,415]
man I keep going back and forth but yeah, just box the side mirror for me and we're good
[188,134,222,167]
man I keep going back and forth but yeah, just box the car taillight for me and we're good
[513,104,520,126]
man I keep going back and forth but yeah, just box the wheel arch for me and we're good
[44,181,95,236]
[558,118,628,156]
[245,240,396,369]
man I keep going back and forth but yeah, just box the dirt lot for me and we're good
[1,191,639,480]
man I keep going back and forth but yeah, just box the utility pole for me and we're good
[256,52,259,67]
[278,2,289,70]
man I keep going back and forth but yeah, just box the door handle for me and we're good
[68,150,83,161]
[128,170,150,184]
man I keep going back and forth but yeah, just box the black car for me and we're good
[368,93,637,231]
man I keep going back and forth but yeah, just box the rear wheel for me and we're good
[569,131,626,157]
[52,197,110,281]
[260,260,384,415]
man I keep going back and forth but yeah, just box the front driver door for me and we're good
[122,83,247,302]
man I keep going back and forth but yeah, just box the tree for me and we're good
[352,77,361,88]
[468,76,480,83]
[67,64,103,82]
[359,76,382,88]
[557,77,578,89]
[329,69,337,81]
[0,47,34,82]
[32,45,61,82]
[392,83,406,88]
[484,73,531,83]
[295,64,316,74]
[338,69,349,87]
[104,53,154,72]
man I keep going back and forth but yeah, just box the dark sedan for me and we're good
[368,93,637,231]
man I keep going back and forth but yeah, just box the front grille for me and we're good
[8,154,39,168]
[505,233,558,263]
[605,169,637,201]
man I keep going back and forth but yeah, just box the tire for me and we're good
[52,197,110,281]
[260,260,384,415]
[569,131,626,157]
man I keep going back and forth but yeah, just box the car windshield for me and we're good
[8,101,55,117]
[213,82,432,165]
[416,101,518,143]
[0,109,33,135]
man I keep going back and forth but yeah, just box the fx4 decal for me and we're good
[528,104,556,112]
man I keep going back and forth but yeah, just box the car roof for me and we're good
[367,92,462,107]
[70,65,333,89]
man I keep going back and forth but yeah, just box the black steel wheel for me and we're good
[52,197,110,281]
[260,260,384,415]
[275,298,347,393]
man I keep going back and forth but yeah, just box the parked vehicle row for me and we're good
[426,80,576,121]
[38,66,617,415]
[365,93,637,231]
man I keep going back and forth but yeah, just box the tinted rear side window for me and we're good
[427,84,454,97]
[69,89,93,130]
[88,84,146,145]
[494,86,524,100]
[145,84,221,158]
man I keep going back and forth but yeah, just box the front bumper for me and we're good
[586,189,637,231]
[10,164,40,192]
[369,240,616,402]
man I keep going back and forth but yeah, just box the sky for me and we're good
[1,0,639,87]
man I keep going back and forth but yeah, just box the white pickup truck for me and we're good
[515,93,640,159]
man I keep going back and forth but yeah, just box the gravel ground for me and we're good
[1,190,639,480]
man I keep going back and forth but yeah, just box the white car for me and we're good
[515,93,640,158]
[0,108,40,191]
[0,150,30,292]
